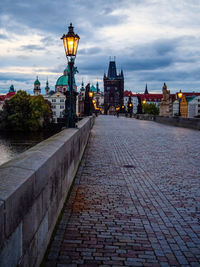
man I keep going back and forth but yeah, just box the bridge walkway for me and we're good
[45,116,200,266]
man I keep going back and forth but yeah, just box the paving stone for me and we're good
[45,116,200,266]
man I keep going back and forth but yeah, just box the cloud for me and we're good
[0,0,200,93]
[0,33,7,39]
[20,44,45,51]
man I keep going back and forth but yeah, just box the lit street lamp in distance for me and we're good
[61,23,80,128]
[89,91,94,115]
[142,100,146,114]
[177,90,183,116]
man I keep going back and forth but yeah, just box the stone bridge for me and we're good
[1,116,200,266]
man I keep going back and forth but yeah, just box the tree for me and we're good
[1,91,52,132]
[30,95,52,131]
[143,103,159,115]
[3,90,32,131]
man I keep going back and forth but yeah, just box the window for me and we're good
[53,111,56,116]
[60,99,64,102]
[52,105,56,109]
[52,99,56,102]
[60,105,64,109]
[60,112,63,116]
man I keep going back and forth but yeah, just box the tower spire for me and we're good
[144,83,149,94]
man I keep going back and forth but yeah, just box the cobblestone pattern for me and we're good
[45,116,200,266]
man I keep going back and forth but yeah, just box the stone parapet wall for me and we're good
[135,114,200,130]
[0,116,94,267]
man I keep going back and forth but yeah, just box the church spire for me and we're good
[144,83,149,94]
[107,60,117,79]
[45,78,50,94]
[96,80,100,93]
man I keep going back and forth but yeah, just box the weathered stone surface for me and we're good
[37,213,48,251]
[0,200,4,249]
[45,116,200,266]
[0,116,94,267]
[0,166,35,237]
[136,114,200,130]
[22,192,43,251]
[0,223,22,267]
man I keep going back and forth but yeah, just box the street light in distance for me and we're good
[177,90,183,116]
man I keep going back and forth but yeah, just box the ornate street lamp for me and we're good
[61,23,80,128]
[88,91,94,115]
[142,100,146,114]
[177,90,183,116]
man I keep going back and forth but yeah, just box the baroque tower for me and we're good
[34,76,41,96]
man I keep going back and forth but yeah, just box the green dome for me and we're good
[9,84,15,92]
[90,85,97,92]
[56,75,68,86]
[34,77,40,85]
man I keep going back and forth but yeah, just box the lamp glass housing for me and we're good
[178,91,183,99]
[89,92,93,98]
[62,24,80,57]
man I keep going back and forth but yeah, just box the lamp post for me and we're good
[142,100,146,114]
[61,23,80,128]
[89,91,94,115]
[177,90,183,116]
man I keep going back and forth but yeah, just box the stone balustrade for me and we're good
[0,116,94,267]
[135,114,200,130]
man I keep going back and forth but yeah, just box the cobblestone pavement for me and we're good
[45,116,200,267]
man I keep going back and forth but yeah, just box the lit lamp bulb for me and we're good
[142,100,146,104]
[89,91,93,98]
[178,90,183,99]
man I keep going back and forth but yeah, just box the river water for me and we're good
[0,131,56,166]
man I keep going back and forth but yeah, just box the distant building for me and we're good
[0,85,16,110]
[33,77,41,96]
[104,60,124,114]
[91,82,104,110]
[173,92,200,117]
[45,80,50,95]
[124,85,163,114]
[124,91,138,114]
[55,67,77,93]
[44,91,65,123]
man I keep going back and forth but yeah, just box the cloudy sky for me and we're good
[0,0,200,94]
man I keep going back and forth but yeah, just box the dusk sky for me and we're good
[0,0,200,94]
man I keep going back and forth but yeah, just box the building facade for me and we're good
[104,60,124,114]
[44,91,65,123]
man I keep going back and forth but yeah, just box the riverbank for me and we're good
[0,126,62,165]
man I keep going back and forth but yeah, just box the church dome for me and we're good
[56,75,68,86]
[9,84,15,93]
[90,85,97,92]
[34,77,40,85]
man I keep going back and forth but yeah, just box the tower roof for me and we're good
[34,77,40,85]
[107,61,117,79]
[90,85,97,92]
[45,80,50,90]
[144,83,149,94]
[9,84,15,93]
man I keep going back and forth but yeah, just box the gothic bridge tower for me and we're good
[103,60,124,115]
